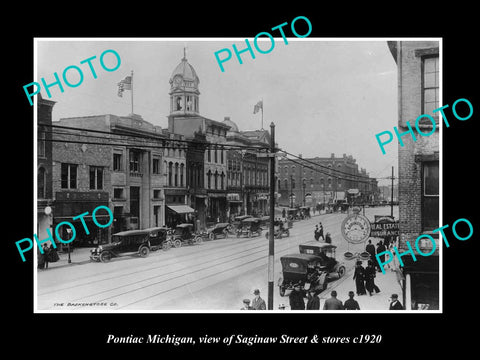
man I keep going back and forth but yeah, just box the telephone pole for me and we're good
[390,166,395,218]
[268,122,276,310]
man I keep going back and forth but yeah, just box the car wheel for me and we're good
[100,252,111,263]
[338,266,346,278]
[209,232,215,241]
[195,236,203,245]
[139,246,150,258]
[173,239,182,248]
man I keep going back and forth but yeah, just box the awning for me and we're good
[167,205,195,214]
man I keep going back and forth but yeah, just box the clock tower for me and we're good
[169,48,200,116]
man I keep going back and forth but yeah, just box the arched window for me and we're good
[207,170,212,189]
[180,163,184,187]
[168,162,173,186]
[284,178,288,189]
[221,172,225,190]
[174,163,179,186]
[214,171,218,189]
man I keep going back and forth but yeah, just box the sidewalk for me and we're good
[319,265,403,311]
[38,247,93,270]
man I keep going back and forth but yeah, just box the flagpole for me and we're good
[261,98,264,130]
[131,70,134,115]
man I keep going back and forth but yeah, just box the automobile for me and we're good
[264,219,290,239]
[277,242,346,296]
[230,215,253,232]
[90,227,171,263]
[236,217,263,238]
[203,222,231,240]
[170,223,203,248]
[258,215,272,230]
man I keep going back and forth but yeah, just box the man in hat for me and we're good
[289,284,306,310]
[306,288,320,310]
[389,294,403,310]
[251,289,266,310]
[344,291,361,310]
[240,298,254,310]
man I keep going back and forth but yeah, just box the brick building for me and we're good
[388,40,440,310]
[37,94,55,245]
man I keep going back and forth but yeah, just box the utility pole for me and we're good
[268,122,276,310]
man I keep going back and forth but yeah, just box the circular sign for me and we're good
[341,213,371,244]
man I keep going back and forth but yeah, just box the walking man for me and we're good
[289,284,306,310]
[318,222,324,241]
[344,291,361,310]
[323,290,344,310]
[314,225,320,241]
[251,289,266,310]
[365,260,381,296]
[306,288,320,310]
[366,239,376,261]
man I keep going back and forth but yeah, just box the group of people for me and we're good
[288,286,403,310]
[365,238,395,272]
[240,289,266,310]
[314,222,331,243]
[353,260,381,296]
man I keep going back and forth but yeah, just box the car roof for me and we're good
[113,229,154,236]
[176,223,194,228]
[280,253,323,262]
[214,222,230,227]
[300,241,337,249]
[242,217,261,222]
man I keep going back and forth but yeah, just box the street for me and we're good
[37,206,400,311]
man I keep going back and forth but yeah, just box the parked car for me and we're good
[90,227,170,262]
[277,242,346,296]
[230,215,253,232]
[170,223,203,248]
[236,217,263,238]
[258,215,271,230]
[203,222,231,240]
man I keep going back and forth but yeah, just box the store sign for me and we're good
[370,221,399,237]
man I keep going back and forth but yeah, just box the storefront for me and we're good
[227,192,243,220]
[206,192,227,224]
[402,256,439,310]
[53,191,110,248]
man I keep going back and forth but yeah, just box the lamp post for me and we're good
[267,122,276,310]
[66,227,72,263]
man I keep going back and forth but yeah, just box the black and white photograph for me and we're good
[33,38,440,312]
[7,6,479,355]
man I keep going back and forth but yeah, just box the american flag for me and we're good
[117,76,132,97]
[253,100,263,114]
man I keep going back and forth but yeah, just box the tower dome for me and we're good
[223,117,239,132]
[169,49,200,115]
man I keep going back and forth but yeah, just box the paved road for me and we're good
[36,206,398,311]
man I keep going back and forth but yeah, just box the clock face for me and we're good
[341,213,371,244]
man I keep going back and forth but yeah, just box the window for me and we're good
[284,179,288,189]
[168,162,173,186]
[221,149,224,164]
[207,170,212,189]
[208,149,211,162]
[423,56,439,120]
[153,189,161,199]
[153,157,160,174]
[221,172,225,190]
[174,163,179,186]
[113,152,123,171]
[214,171,218,189]
[113,188,124,199]
[38,167,46,198]
[89,166,103,190]
[61,163,77,189]
[423,161,439,230]
[38,128,46,158]
[214,148,218,163]
[180,163,184,187]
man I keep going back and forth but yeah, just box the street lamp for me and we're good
[302,179,306,206]
[66,227,72,263]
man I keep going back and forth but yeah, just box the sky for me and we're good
[36,38,398,186]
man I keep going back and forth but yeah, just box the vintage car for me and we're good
[236,217,263,238]
[203,222,231,240]
[230,215,253,232]
[90,227,170,262]
[277,242,346,296]
[264,219,290,239]
[170,223,203,248]
[258,215,272,230]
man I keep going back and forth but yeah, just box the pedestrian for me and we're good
[365,239,376,261]
[365,260,381,296]
[376,240,386,272]
[325,232,332,244]
[42,243,51,269]
[318,222,324,241]
[37,247,45,269]
[306,288,320,310]
[240,299,254,310]
[353,260,366,295]
[251,289,266,310]
[344,291,361,310]
[289,284,306,310]
[282,208,286,219]
[314,225,320,241]
[389,294,404,310]
[323,290,344,310]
